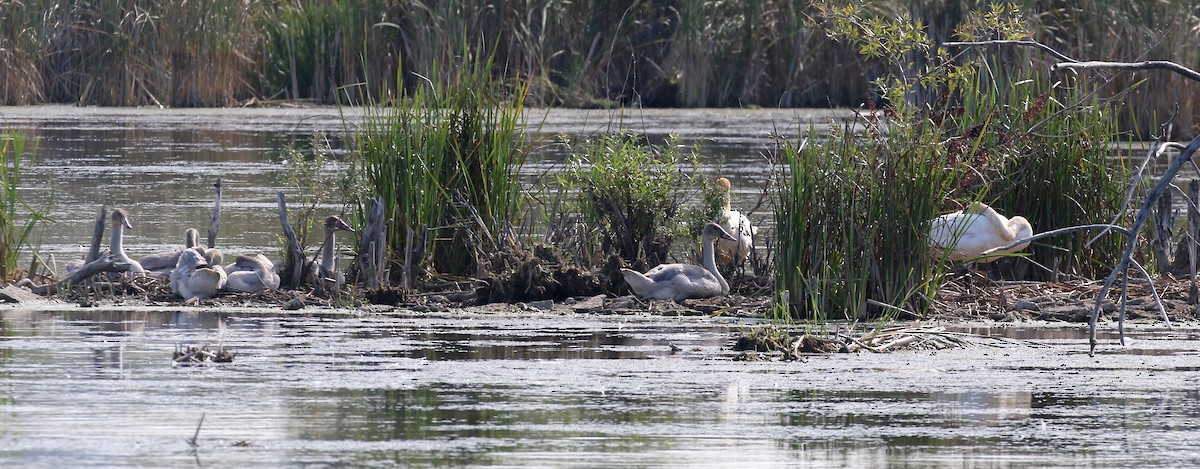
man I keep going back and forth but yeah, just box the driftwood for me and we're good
[86,205,107,263]
[1052,61,1200,82]
[21,256,136,295]
[1191,180,1199,304]
[207,178,222,249]
[945,40,1200,82]
[357,197,388,290]
[276,192,306,290]
[1087,135,1200,354]
[943,40,1076,62]
[1152,187,1174,274]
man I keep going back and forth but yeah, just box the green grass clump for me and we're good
[556,133,704,272]
[354,49,528,281]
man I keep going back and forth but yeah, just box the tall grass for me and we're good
[0,131,50,281]
[354,48,528,280]
[952,58,1131,279]
[773,113,961,321]
[775,3,1130,321]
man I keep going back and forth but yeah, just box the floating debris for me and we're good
[733,324,1037,359]
[173,343,235,365]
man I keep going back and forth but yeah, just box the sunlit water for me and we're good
[1,106,1198,467]
[3,308,1200,468]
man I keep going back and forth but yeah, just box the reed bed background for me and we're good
[0,0,1197,135]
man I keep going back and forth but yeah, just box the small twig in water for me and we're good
[187,413,205,449]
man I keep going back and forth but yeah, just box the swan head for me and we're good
[325,215,354,233]
[1009,216,1034,237]
[716,177,731,191]
[702,222,736,243]
[112,208,133,229]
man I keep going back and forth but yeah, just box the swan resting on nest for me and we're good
[171,248,227,300]
[224,253,280,293]
[109,208,145,277]
[928,201,1033,263]
[621,222,737,301]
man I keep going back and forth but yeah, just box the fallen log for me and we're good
[276,192,306,290]
[20,256,137,295]
[86,205,107,263]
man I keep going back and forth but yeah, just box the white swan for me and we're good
[110,209,145,276]
[310,215,354,288]
[224,253,280,293]
[621,222,737,301]
[171,248,227,300]
[714,177,757,268]
[928,202,1033,263]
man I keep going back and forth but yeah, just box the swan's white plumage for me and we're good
[621,223,736,301]
[928,202,1033,263]
[714,177,756,268]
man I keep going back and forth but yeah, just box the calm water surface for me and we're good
[3,308,1200,468]
[1,106,1197,467]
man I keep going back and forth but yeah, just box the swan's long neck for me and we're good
[977,206,1021,240]
[111,221,128,261]
[701,235,729,294]
[722,188,733,213]
[320,226,337,274]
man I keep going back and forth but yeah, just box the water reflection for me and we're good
[4,309,1200,467]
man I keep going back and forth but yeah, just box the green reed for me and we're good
[0,131,50,281]
[354,47,529,280]
[772,113,961,321]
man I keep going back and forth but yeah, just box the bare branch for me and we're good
[942,40,1077,63]
[1052,61,1200,82]
[1090,133,1200,356]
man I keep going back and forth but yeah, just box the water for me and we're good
[3,308,1200,468]
[2,105,1199,467]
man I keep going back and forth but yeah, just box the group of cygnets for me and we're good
[81,208,353,301]
[621,177,1034,302]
